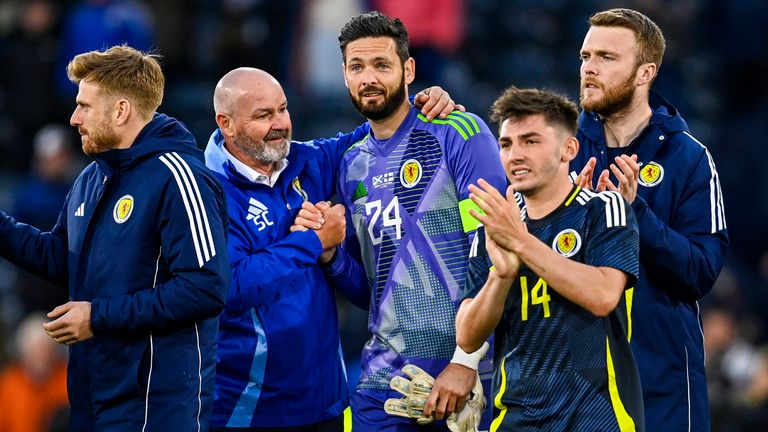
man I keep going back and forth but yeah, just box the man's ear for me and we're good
[216,113,234,137]
[562,136,579,162]
[404,57,415,85]
[114,99,131,126]
[342,62,350,89]
[636,62,657,87]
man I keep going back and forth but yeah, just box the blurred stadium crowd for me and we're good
[0,0,766,430]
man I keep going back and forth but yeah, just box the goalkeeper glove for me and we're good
[383,364,486,431]
[384,364,435,425]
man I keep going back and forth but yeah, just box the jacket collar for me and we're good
[204,128,311,189]
[578,91,690,150]
[94,113,201,173]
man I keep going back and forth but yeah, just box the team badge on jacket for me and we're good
[400,159,422,188]
[638,161,664,187]
[552,229,581,257]
[113,195,134,224]
[292,177,309,201]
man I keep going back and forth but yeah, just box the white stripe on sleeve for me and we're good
[684,131,727,233]
[168,152,217,258]
[159,153,216,267]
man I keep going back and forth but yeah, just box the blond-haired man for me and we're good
[574,8,728,431]
[0,45,230,431]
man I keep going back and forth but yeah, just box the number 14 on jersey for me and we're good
[520,276,551,321]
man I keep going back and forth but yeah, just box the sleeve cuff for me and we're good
[292,229,324,260]
[90,298,105,334]
[631,195,649,221]
[323,246,348,276]
[319,246,339,268]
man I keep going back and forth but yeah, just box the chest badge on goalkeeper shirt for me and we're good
[113,195,134,224]
[638,161,664,187]
[552,229,581,257]
[400,159,422,188]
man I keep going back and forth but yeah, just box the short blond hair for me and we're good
[589,8,666,72]
[67,45,164,120]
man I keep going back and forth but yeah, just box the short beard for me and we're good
[232,129,291,164]
[580,72,636,117]
[348,76,407,121]
[82,115,119,156]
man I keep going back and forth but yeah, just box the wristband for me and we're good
[450,341,490,370]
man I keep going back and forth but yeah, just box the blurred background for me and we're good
[0,0,765,430]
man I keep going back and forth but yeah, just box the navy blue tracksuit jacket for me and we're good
[0,114,230,431]
[572,92,728,431]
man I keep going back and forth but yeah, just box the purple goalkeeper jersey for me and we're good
[338,106,506,391]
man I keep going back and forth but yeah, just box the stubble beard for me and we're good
[509,147,563,199]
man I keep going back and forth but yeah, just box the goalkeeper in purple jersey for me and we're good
[204,66,463,431]
[331,11,507,431]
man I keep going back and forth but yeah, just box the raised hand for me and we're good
[574,157,597,189]
[313,204,346,260]
[291,201,345,263]
[596,154,639,204]
[485,232,520,280]
[468,179,528,253]
[290,201,330,232]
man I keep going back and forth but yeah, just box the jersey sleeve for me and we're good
[584,191,640,288]
[442,112,507,234]
[322,241,370,310]
[306,122,371,184]
[91,163,230,333]
[463,226,493,300]
[329,150,374,309]
[632,146,728,300]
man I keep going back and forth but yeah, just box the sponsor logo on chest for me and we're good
[246,198,274,231]
[372,172,395,188]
